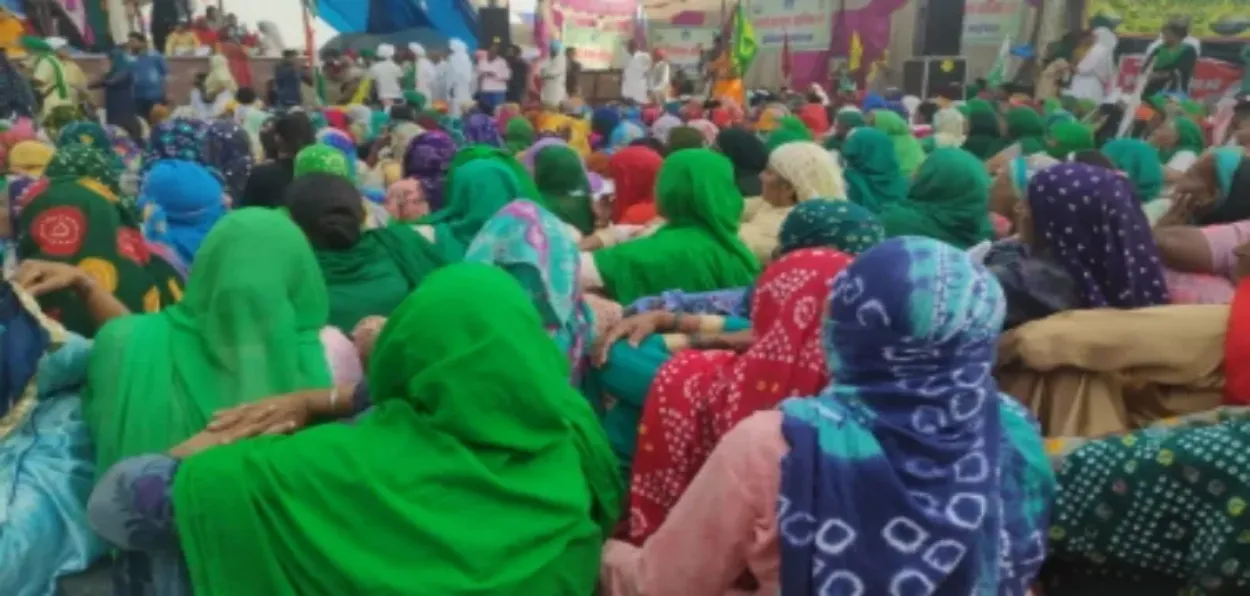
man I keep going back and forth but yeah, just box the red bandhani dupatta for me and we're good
[625,248,853,544]
[1224,277,1250,404]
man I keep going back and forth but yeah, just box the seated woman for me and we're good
[401,130,457,212]
[988,154,1060,221]
[602,237,1055,595]
[202,120,256,204]
[714,128,767,199]
[533,143,596,235]
[416,156,537,260]
[286,174,444,332]
[625,199,884,318]
[1150,116,1205,189]
[923,107,967,152]
[1154,148,1250,304]
[0,267,126,595]
[877,147,994,249]
[740,141,846,263]
[1006,106,1048,157]
[987,162,1170,330]
[1102,138,1166,205]
[842,127,908,212]
[962,99,1010,160]
[602,145,663,227]
[88,264,621,595]
[18,146,183,337]
[610,246,853,542]
[579,149,760,304]
[136,159,226,267]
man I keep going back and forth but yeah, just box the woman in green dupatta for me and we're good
[84,208,332,472]
[824,109,866,152]
[871,110,926,177]
[442,144,543,205]
[17,146,182,337]
[1005,106,1047,155]
[418,157,533,260]
[841,127,908,212]
[294,143,352,180]
[1102,139,1165,202]
[533,144,595,235]
[1152,116,1206,176]
[962,99,1010,160]
[591,149,760,304]
[163,264,621,594]
[285,174,444,332]
[504,116,535,154]
[765,115,813,151]
[876,147,993,248]
[1144,23,1199,97]
[1047,121,1096,159]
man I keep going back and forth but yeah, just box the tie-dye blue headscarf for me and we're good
[777,236,1054,596]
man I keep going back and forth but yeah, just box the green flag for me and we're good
[986,37,1012,88]
[731,2,757,75]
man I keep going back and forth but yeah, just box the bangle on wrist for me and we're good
[328,386,340,412]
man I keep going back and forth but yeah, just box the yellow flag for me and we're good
[848,31,863,72]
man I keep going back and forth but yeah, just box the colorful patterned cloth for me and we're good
[463,112,502,147]
[777,236,1054,595]
[1045,407,1250,594]
[142,119,209,175]
[626,247,853,543]
[402,131,457,212]
[1025,162,1170,308]
[777,199,884,256]
[202,120,254,200]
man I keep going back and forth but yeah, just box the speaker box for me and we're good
[902,57,968,98]
[916,0,965,56]
[478,7,511,50]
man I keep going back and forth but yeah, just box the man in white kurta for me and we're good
[648,49,671,105]
[539,40,568,107]
[410,43,437,100]
[445,39,474,116]
[620,40,651,104]
[370,44,404,106]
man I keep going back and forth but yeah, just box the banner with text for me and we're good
[961,0,1026,48]
[562,16,632,69]
[1117,55,1244,100]
[746,0,835,50]
[650,25,719,68]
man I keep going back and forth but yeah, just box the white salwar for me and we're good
[1068,27,1118,103]
[411,44,437,100]
[445,39,474,116]
[648,59,671,105]
[539,53,568,107]
[621,51,651,104]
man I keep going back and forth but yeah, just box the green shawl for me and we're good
[871,110,926,177]
[172,264,622,596]
[1151,42,1191,70]
[877,148,993,249]
[961,100,1009,160]
[1101,139,1164,202]
[442,144,543,207]
[594,149,761,304]
[841,127,908,212]
[504,116,535,154]
[824,110,867,151]
[1005,107,1048,156]
[1046,121,1095,159]
[422,159,531,259]
[1159,117,1206,163]
[534,144,595,235]
[668,126,707,152]
[317,225,446,332]
[766,116,813,151]
[84,209,331,471]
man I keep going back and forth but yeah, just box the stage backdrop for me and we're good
[540,0,638,68]
[747,0,835,51]
[650,24,718,69]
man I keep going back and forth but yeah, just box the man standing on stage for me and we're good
[648,49,671,105]
[620,39,651,104]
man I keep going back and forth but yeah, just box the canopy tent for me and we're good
[320,28,450,53]
[317,0,480,50]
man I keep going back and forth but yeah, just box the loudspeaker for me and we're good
[916,0,965,56]
[478,7,511,50]
[902,57,967,98]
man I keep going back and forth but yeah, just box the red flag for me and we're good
[781,30,792,86]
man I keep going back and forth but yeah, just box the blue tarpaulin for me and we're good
[316,0,479,50]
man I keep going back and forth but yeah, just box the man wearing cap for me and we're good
[409,43,436,99]
[24,36,78,119]
[370,43,403,107]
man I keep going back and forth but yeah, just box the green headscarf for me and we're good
[423,159,531,259]
[766,116,814,151]
[1005,107,1048,156]
[404,90,426,110]
[593,149,760,303]
[315,225,446,332]
[294,144,352,179]
[877,148,993,249]
[25,36,68,100]
[824,110,866,151]
[442,144,543,207]
[57,120,127,173]
[533,144,595,235]
[841,127,908,212]
[84,209,330,471]
[777,199,885,255]
[871,110,926,177]
[504,116,535,154]
[1102,139,1165,202]
[46,144,123,195]
[1046,121,1095,159]
[667,126,706,152]
[1159,117,1206,163]
[172,264,622,596]
[962,99,1010,160]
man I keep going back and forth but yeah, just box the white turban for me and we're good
[410,43,426,57]
[377,44,395,59]
[46,37,68,51]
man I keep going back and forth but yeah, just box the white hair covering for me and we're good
[932,108,967,149]
[410,43,426,57]
[768,141,847,201]
[377,44,396,59]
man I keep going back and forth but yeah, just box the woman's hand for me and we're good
[206,392,316,442]
[14,260,88,297]
[592,311,674,366]
[168,430,228,459]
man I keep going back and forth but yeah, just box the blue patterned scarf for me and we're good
[777,236,1053,595]
[0,282,49,423]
